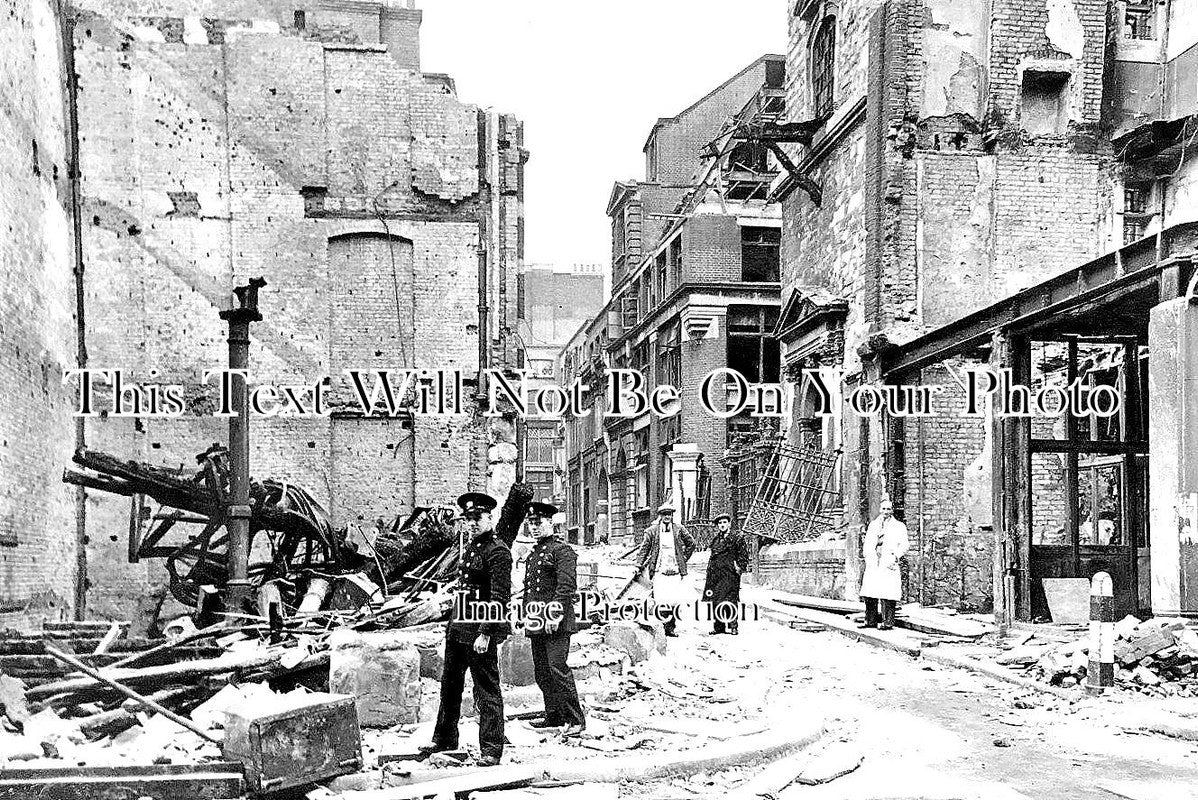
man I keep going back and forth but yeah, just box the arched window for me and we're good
[811,16,836,117]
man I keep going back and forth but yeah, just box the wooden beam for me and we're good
[0,764,244,800]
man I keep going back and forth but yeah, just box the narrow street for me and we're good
[622,584,1198,799]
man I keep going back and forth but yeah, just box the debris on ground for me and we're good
[770,590,993,639]
[994,617,1198,696]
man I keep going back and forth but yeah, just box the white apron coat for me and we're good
[654,525,693,621]
[859,516,909,601]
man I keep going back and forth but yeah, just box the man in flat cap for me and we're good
[629,502,696,637]
[521,500,586,736]
[702,513,749,635]
[427,492,512,766]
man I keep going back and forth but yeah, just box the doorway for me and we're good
[1027,338,1150,620]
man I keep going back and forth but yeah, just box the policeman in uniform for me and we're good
[521,501,586,736]
[427,492,513,766]
[702,513,749,635]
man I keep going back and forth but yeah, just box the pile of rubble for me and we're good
[999,617,1198,695]
[63,448,538,623]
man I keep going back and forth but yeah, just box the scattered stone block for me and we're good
[602,622,655,664]
[499,635,537,687]
[328,630,421,727]
[996,646,1047,666]
[1117,627,1175,665]
[1132,665,1162,686]
[0,674,30,727]
[1114,614,1141,639]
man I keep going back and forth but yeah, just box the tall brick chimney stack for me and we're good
[381,1,422,71]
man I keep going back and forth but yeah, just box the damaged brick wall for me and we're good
[0,0,79,627]
[900,363,992,611]
[780,0,1116,608]
[69,0,523,625]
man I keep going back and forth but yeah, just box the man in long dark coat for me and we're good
[521,500,586,736]
[425,492,512,766]
[702,513,749,635]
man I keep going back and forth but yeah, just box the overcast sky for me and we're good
[420,0,789,275]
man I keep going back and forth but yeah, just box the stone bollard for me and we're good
[1086,571,1115,695]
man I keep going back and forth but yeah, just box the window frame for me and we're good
[810,15,836,118]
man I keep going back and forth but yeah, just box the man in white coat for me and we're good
[859,497,909,630]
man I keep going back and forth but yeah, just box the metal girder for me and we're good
[883,223,1198,377]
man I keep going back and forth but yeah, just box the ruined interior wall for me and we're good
[72,4,518,624]
[0,0,79,628]
[910,0,1108,329]
[900,362,992,611]
[987,0,1108,131]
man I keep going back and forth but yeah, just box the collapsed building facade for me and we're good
[1,0,526,629]
[558,56,787,545]
[774,0,1198,621]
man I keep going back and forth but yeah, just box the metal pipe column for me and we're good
[219,278,266,613]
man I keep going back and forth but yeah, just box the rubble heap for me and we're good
[999,617,1198,695]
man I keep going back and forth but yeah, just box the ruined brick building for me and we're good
[774,0,1198,621]
[559,56,786,545]
[1,0,526,628]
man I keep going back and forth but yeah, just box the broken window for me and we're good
[810,16,836,117]
[727,306,781,383]
[634,429,651,510]
[1019,70,1069,136]
[1124,186,1148,214]
[1124,217,1147,244]
[525,424,557,466]
[741,227,781,282]
[646,133,659,182]
[630,339,651,376]
[1124,1,1155,40]
[613,207,627,261]
[1122,183,1155,245]
[620,289,638,329]
[294,9,306,31]
[656,321,681,388]
[668,235,683,289]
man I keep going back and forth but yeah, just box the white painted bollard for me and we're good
[1086,571,1114,695]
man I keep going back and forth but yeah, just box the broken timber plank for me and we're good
[637,717,769,740]
[898,608,992,639]
[27,648,323,699]
[1098,780,1198,800]
[332,766,540,799]
[0,763,245,800]
[772,591,864,615]
[92,621,124,655]
[44,646,221,743]
[772,591,991,638]
[757,599,923,657]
